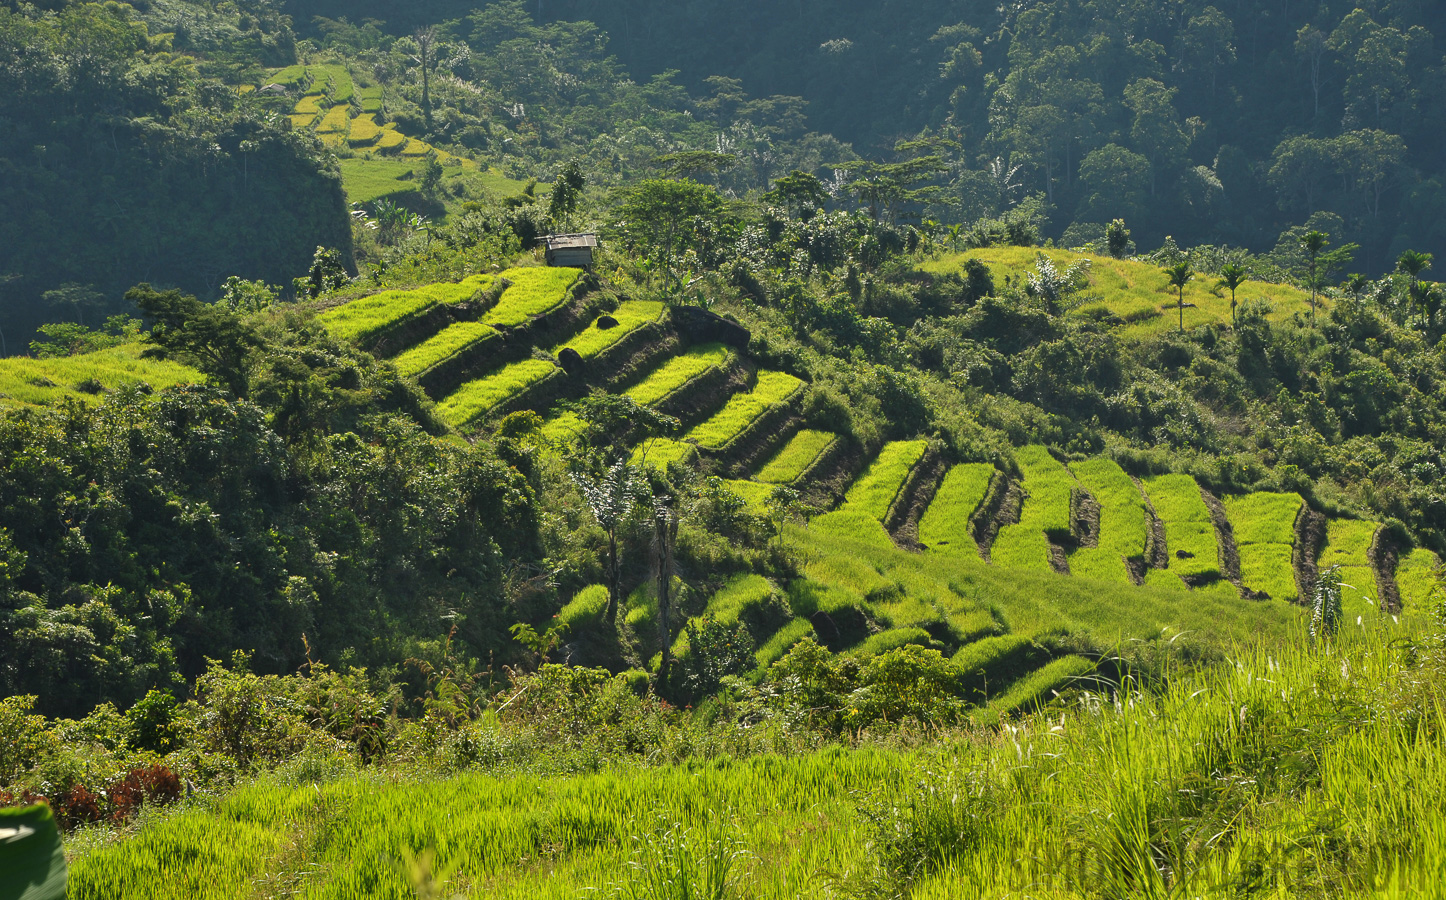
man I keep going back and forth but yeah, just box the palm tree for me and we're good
[1396,249,1434,323]
[1166,261,1193,332]
[1217,263,1248,326]
[1301,230,1328,322]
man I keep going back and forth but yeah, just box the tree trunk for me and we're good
[654,510,678,687]
[605,532,620,624]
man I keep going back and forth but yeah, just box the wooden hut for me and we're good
[544,233,598,269]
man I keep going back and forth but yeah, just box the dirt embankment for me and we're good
[888,447,950,551]
[1200,487,1244,595]
[1368,528,1403,614]
[1130,475,1170,582]
[1293,508,1327,605]
[978,476,1023,564]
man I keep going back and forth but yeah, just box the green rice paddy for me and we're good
[547,301,664,360]
[1142,474,1221,582]
[754,429,837,485]
[319,274,494,344]
[630,439,699,470]
[480,267,583,328]
[843,440,929,521]
[991,446,1075,572]
[1067,458,1150,584]
[918,463,995,554]
[556,584,609,634]
[539,411,586,445]
[0,344,200,409]
[1224,491,1304,601]
[1396,548,1442,624]
[69,619,1446,900]
[1320,518,1382,607]
[434,359,559,428]
[389,322,501,380]
[685,371,805,451]
[623,343,732,407]
[721,478,776,512]
[268,63,355,103]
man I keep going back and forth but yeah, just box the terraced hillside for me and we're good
[262,64,527,205]
[318,267,1432,715]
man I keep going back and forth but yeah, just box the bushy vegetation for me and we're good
[0,2,349,350]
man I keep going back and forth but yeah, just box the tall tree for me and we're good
[127,284,263,398]
[1299,231,1357,322]
[1124,79,1188,197]
[409,26,438,131]
[614,178,725,293]
[1166,261,1193,332]
[1397,249,1435,329]
[1217,263,1248,325]
[1300,230,1328,322]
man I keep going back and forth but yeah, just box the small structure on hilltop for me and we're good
[544,233,598,269]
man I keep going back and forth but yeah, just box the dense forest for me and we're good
[3,0,1446,896]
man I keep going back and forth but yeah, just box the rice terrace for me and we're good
[4,0,1446,897]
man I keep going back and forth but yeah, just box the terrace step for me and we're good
[685,370,807,471]
[1224,491,1304,602]
[709,407,803,479]
[790,438,868,511]
[419,276,607,395]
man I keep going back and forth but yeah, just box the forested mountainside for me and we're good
[6,0,1446,353]
[0,1,351,354]
[280,0,1446,263]
[4,1,1446,895]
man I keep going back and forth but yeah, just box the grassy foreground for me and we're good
[65,612,1446,899]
